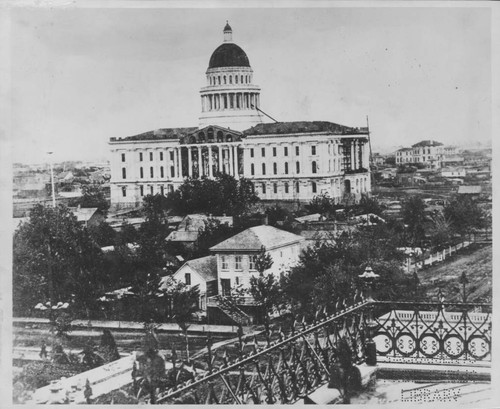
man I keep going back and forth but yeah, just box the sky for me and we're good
[5,4,493,164]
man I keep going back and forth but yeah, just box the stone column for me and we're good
[234,145,240,180]
[208,145,213,178]
[188,146,193,177]
[198,146,203,177]
[228,144,234,176]
[179,147,183,178]
[218,145,223,174]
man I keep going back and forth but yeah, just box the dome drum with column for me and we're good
[198,22,264,131]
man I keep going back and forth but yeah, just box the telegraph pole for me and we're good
[47,151,56,207]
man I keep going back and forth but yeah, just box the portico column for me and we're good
[175,147,179,178]
[228,144,234,176]
[208,145,213,177]
[198,146,203,177]
[233,145,239,179]
[351,141,355,171]
[178,147,183,178]
[188,146,193,177]
[218,145,223,174]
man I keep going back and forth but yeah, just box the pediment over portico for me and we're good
[180,125,243,144]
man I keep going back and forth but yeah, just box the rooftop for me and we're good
[243,121,368,136]
[210,225,304,252]
[457,185,482,194]
[181,255,218,282]
[411,140,443,148]
[110,127,197,142]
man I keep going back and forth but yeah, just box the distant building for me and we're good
[395,140,458,168]
[441,167,466,178]
[69,207,105,228]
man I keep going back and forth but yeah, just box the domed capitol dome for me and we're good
[208,43,250,69]
[199,22,263,131]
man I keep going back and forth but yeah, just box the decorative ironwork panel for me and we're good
[372,301,491,363]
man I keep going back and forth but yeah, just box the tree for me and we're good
[248,248,278,318]
[195,218,237,257]
[305,193,337,218]
[161,277,201,363]
[429,212,453,250]
[353,194,384,216]
[401,195,426,247]
[13,204,103,317]
[74,182,110,215]
[444,195,486,238]
[165,174,259,216]
[88,221,116,247]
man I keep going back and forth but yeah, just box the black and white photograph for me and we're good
[1,1,498,406]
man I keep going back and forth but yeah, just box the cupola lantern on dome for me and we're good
[223,20,232,42]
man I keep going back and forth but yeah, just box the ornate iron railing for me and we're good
[155,298,373,404]
[372,301,491,364]
[133,297,491,404]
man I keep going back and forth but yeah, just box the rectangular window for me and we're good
[284,147,288,156]
[221,256,228,270]
[150,152,153,161]
[170,151,174,161]
[140,185,144,196]
[139,152,143,161]
[250,148,254,158]
[273,162,277,174]
[160,185,164,195]
[284,183,289,193]
[273,183,277,194]
[273,147,277,157]
[251,163,255,175]
[296,162,300,174]
[160,152,164,161]
[160,166,164,178]
[249,255,257,270]
[140,167,144,178]
[262,183,266,194]
[235,277,240,285]
[296,146,300,155]
[122,168,126,179]
[150,167,154,178]
[185,273,191,285]
[285,162,289,174]
[171,166,175,177]
[150,185,153,195]
[312,146,316,155]
[262,163,266,175]
[296,182,300,193]
[121,153,126,162]
[121,186,127,197]
[312,182,317,193]
[261,147,265,157]
[235,255,242,270]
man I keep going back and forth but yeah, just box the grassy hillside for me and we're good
[417,244,492,303]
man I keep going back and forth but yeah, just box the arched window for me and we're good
[312,182,317,193]
[229,75,232,84]
[190,136,197,144]
[312,161,317,174]
[296,182,300,193]
[284,182,289,193]
[296,162,300,174]
[207,128,214,141]
[273,162,277,174]
[217,131,223,142]
[226,135,232,142]
[284,162,289,174]
[262,163,266,175]
[224,75,227,84]
[262,183,266,194]
[235,75,238,84]
[198,132,205,143]
[218,76,221,84]
[241,75,244,83]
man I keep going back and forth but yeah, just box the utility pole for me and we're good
[47,151,56,207]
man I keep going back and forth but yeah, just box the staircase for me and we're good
[210,295,252,326]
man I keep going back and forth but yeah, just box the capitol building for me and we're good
[109,23,371,209]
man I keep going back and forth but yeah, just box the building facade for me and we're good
[109,23,371,209]
[395,140,458,168]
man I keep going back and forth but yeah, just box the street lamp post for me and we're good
[47,151,56,208]
[358,266,379,366]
